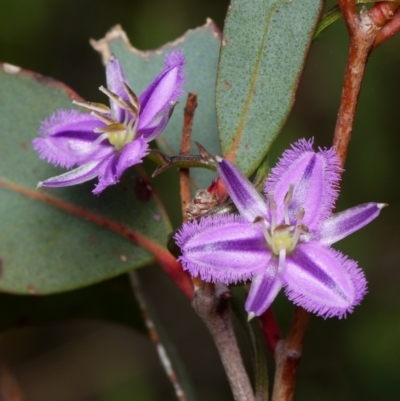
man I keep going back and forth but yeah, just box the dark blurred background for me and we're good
[1,0,399,400]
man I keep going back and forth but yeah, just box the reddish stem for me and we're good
[334,1,399,165]
[333,3,379,166]
[271,308,310,401]
[369,2,399,28]
[374,5,400,47]
[179,92,202,290]
[259,307,282,356]
[270,1,398,400]
[179,92,198,221]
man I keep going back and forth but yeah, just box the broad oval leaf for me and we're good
[91,22,222,190]
[217,0,324,175]
[0,63,180,294]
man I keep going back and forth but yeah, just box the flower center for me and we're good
[72,80,141,151]
[254,184,309,261]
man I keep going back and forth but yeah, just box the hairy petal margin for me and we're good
[176,214,270,284]
[282,242,367,318]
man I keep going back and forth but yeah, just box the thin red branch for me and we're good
[179,92,202,291]
[369,1,399,28]
[338,0,359,34]
[374,5,400,47]
[179,92,198,221]
[270,1,399,400]
[259,307,282,356]
[333,4,379,167]
[271,308,310,401]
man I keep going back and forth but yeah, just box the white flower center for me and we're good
[254,184,309,259]
[72,80,140,151]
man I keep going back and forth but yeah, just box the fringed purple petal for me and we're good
[138,51,185,132]
[175,214,270,284]
[217,158,267,223]
[116,137,149,177]
[33,110,109,168]
[315,202,386,246]
[106,56,130,122]
[137,108,171,142]
[283,242,367,318]
[92,138,148,195]
[265,138,342,231]
[245,257,282,318]
[38,159,108,189]
[93,154,119,195]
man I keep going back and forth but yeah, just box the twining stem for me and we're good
[333,0,400,165]
[129,272,188,401]
[369,1,399,28]
[179,92,198,220]
[374,4,400,47]
[178,94,253,400]
[179,92,202,292]
[271,308,310,401]
[333,0,379,166]
[259,307,282,356]
[271,1,399,400]
[193,283,255,401]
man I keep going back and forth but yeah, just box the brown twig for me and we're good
[270,1,399,400]
[178,92,202,291]
[193,283,255,401]
[333,0,400,165]
[333,1,379,166]
[374,5,400,47]
[271,308,310,401]
[129,272,188,401]
[369,1,399,28]
[179,92,198,220]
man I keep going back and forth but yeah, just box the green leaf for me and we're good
[0,275,146,332]
[0,63,177,294]
[313,6,341,41]
[92,22,222,190]
[216,0,324,176]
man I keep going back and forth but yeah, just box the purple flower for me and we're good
[33,52,185,194]
[176,139,386,319]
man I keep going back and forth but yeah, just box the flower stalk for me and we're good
[193,283,255,401]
